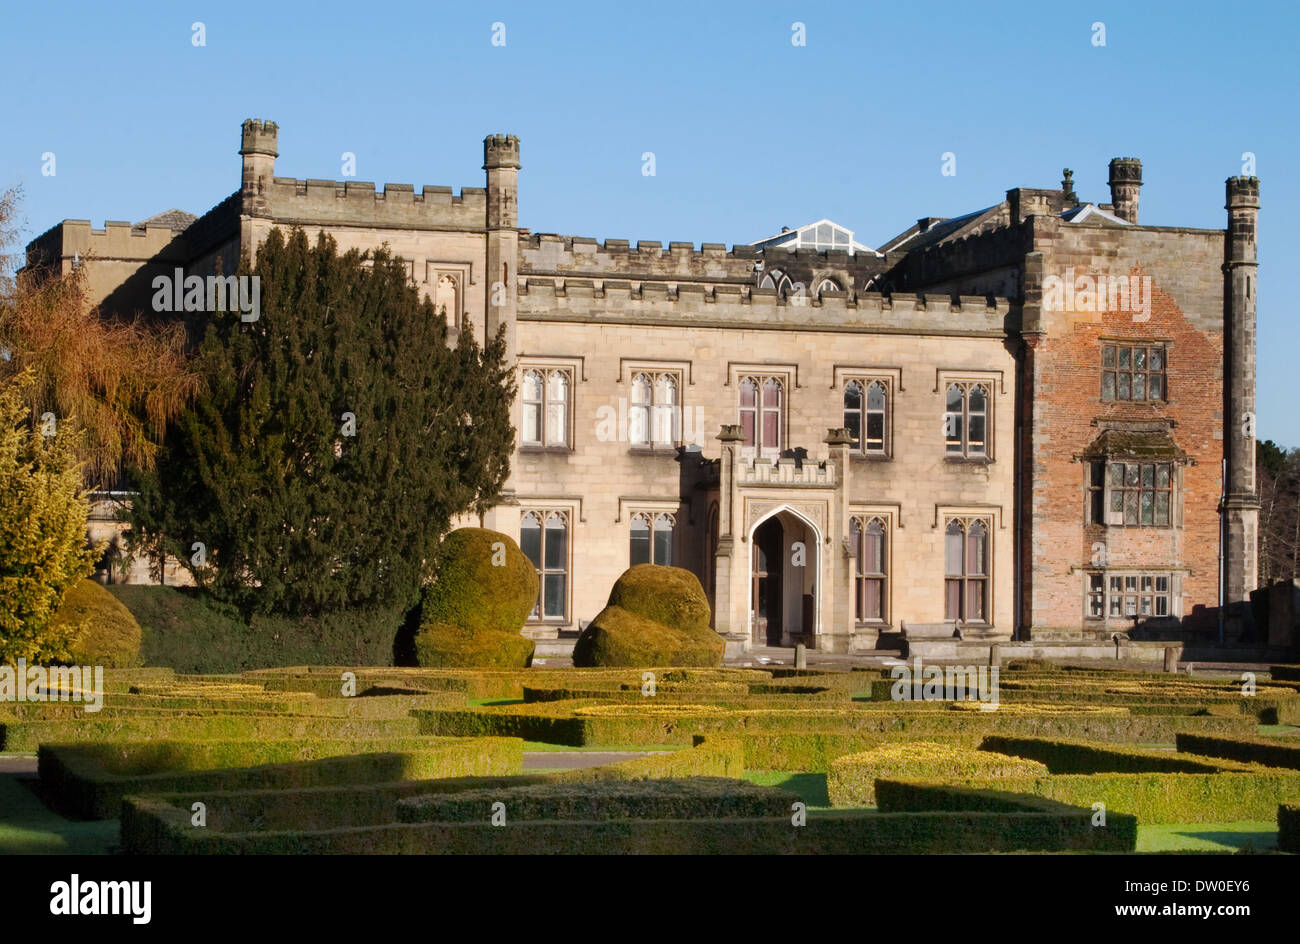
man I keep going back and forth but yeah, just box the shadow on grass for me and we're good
[1136,821,1278,853]
[0,775,118,855]
[742,771,829,808]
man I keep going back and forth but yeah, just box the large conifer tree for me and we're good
[130,229,514,615]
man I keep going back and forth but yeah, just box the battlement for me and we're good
[26,218,190,266]
[254,175,489,230]
[518,279,1012,334]
[520,233,883,283]
[483,134,520,169]
[240,119,279,156]
[1226,176,1260,206]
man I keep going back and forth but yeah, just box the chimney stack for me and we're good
[1108,157,1143,224]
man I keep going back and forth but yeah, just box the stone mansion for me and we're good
[24,120,1261,653]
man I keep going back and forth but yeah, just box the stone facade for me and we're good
[24,120,1261,650]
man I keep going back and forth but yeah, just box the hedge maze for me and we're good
[3,662,1299,854]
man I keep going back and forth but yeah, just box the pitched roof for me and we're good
[133,209,197,233]
[1080,428,1187,459]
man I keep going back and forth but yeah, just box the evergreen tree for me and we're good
[130,229,514,615]
[0,373,100,663]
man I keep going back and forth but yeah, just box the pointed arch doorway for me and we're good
[748,507,820,647]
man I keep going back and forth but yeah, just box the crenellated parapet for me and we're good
[251,176,489,230]
[518,279,1013,335]
[520,233,887,287]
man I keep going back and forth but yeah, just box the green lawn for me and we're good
[521,741,684,752]
[0,772,118,855]
[1136,822,1277,853]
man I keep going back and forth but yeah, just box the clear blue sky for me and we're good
[3,0,1295,445]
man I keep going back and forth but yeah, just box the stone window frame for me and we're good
[629,510,677,567]
[519,357,580,453]
[621,362,687,453]
[848,512,893,625]
[935,370,1001,463]
[943,515,992,624]
[1085,458,1178,529]
[842,376,893,459]
[1082,569,1181,622]
[520,506,573,624]
[729,365,794,462]
[1101,340,1168,403]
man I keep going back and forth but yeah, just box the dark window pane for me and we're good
[968,415,986,452]
[1117,373,1131,399]
[1118,347,1131,369]
[1109,463,1124,486]
[1149,374,1162,399]
[945,579,961,620]
[1126,464,1140,487]
[844,412,861,445]
[1133,373,1146,399]
[1157,465,1170,488]
[1091,461,1106,486]
[520,518,541,565]
[543,574,565,618]
[844,382,862,410]
[740,411,755,446]
[1155,492,1170,525]
[967,580,986,621]
[1140,491,1154,525]
[653,518,673,565]
[740,379,756,407]
[1142,464,1154,488]
[1134,348,1147,369]
[867,383,886,410]
[630,520,650,565]
[1102,345,1116,367]
[1125,491,1139,524]
[866,412,884,449]
[544,518,567,570]
[1102,372,1116,399]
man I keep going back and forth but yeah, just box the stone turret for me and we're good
[1108,157,1143,224]
[483,134,520,359]
[240,119,278,216]
[1223,175,1261,634]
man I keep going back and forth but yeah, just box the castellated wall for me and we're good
[507,287,1018,637]
[1022,219,1227,634]
[260,177,487,231]
[25,220,190,315]
[521,236,889,292]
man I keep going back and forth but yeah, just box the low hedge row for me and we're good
[39,736,522,819]
[117,739,740,840]
[416,703,1256,747]
[119,804,1134,854]
[519,685,848,707]
[827,742,1049,807]
[877,768,1300,825]
[1,712,422,752]
[697,732,987,772]
[978,736,1252,775]
[1175,734,1300,770]
[395,777,793,824]
[1279,804,1300,853]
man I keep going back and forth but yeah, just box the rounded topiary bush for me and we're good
[52,579,143,668]
[573,565,723,668]
[607,564,711,630]
[420,528,538,634]
[413,528,538,668]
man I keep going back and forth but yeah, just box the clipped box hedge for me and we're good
[698,732,986,772]
[395,777,794,824]
[40,736,522,819]
[978,736,1252,775]
[119,739,742,843]
[120,802,1135,855]
[827,742,1049,807]
[1,712,423,752]
[1175,733,1300,770]
[1279,804,1300,853]
[416,701,1256,748]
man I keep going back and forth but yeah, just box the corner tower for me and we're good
[240,119,278,217]
[483,134,520,361]
[1223,175,1261,631]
